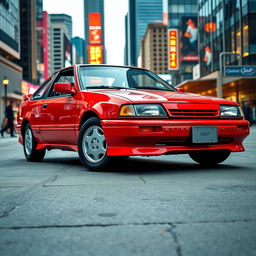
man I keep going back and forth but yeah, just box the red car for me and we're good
[17,65,249,171]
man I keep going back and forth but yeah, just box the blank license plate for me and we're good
[192,126,218,143]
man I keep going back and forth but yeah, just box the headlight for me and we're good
[220,105,243,117]
[119,104,167,117]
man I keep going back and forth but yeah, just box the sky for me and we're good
[43,0,128,65]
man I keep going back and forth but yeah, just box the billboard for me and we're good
[64,34,72,67]
[42,11,49,80]
[180,17,198,62]
[88,45,103,64]
[89,13,102,45]
[21,81,40,95]
[168,29,179,70]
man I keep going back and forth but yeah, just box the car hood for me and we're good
[93,89,236,105]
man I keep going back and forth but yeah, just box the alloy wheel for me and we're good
[25,128,33,155]
[82,125,107,163]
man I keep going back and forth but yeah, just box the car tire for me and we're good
[78,117,110,171]
[23,124,46,162]
[189,150,231,166]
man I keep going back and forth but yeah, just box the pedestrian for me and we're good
[0,100,16,137]
[242,101,252,126]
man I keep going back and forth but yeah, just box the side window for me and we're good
[32,79,52,100]
[47,68,75,98]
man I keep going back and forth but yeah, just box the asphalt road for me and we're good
[0,127,256,256]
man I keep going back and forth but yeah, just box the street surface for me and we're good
[0,127,256,256]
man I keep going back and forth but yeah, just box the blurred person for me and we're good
[203,46,212,67]
[242,101,253,126]
[252,101,256,124]
[0,100,16,137]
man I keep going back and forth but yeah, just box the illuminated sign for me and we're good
[181,17,198,62]
[168,29,179,70]
[204,23,216,33]
[89,13,102,45]
[88,45,103,64]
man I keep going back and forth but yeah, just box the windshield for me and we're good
[78,66,176,91]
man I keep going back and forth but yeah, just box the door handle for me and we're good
[42,104,48,109]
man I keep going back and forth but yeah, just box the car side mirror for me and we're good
[177,88,185,93]
[23,94,32,101]
[53,83,76,95]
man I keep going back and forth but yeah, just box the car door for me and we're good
[40,68,78,145]
[27,78,53,144]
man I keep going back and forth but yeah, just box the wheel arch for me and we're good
[79,110,99,129]
[21,119,30,137]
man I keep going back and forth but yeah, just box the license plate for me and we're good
[192,126,218,143]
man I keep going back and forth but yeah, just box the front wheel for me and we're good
[78,117,110,171]
[23,124,45,162]
[189,150,231,166]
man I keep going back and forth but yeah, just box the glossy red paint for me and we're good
[17,65,250,166]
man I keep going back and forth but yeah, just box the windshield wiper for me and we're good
[86,85,128,89]
[136,87,173,91]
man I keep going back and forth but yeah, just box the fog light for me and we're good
[139,126,162,132]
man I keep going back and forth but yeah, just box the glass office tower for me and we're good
[198,0,256,77]
[126,0,163,66]
[166,0,198,84]
[84,0,105,64]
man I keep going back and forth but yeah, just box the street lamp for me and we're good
[2,76,9,109]
[217,52,241,98]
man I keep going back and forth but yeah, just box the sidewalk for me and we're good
[0,134,18,144]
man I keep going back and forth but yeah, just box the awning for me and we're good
[176,77,256,102]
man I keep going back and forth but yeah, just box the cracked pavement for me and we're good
[0,127,256,256]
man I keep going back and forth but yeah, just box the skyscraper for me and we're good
[50,14,72,72]
[126,0,163,66]
[72,37,85,64]
[50,14,73,40]
[198,0,256,77]
[36,10,52,83]
[84,0,105,64]
[177,0,256,104]
[140,23,169,74]
[165,0,198,85]
[197,0,256,101]
[0,0,22,121]
[18,0,37,84]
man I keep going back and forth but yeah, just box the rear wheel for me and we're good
[78,117,110,171]
[23,124,45,162]
[189,150,231,166]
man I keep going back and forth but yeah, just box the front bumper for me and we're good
[101,119,250,156]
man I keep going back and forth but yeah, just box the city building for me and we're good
[124,14,129,65]
[140,23,169,75]
[84,0,105,64]
[72,37,85,64]
[164,0,198,85]
[36,10,52,84]
[36,0,43,20]
[125,0,163,66]
[50,14,73,40]
[0,0,22,121]
[49,14,72,73]
[17,0,37,84]
[177,0,256,104]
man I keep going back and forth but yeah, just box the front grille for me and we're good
[168,109,218,118]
